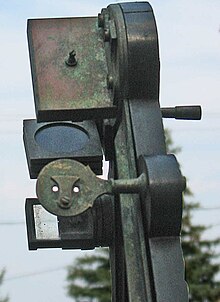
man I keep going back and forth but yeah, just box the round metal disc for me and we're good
[36,159,107,217]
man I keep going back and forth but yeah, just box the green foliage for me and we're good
[166,129,220,301]
[0,270,9,302]
[66,129,220,301]
[67,249,111,302]
[182,199,220,301]
[164,128,182,154]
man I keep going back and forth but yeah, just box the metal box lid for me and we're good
[27,17,116,122]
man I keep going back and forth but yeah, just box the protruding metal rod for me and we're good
[161,106,202,120]
[65,50,77,67]
[110,173,147,194]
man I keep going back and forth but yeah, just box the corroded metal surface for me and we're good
[24,2,193,301]
[36,158,147,217]
[113,101,153,302]
[23,119,103,178]
[36,159,110,217]
[25,196,114,250]
[104,2,188,301]
[102,2,159,103]
[28,17,117,122]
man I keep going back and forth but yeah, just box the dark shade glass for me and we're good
[35,124,89,153]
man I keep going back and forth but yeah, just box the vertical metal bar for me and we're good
[114,100,153,302]
[109,204,128,302]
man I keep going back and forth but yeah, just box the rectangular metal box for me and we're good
[23,119,103,178]
[27,17,116,122]
[25,198,95,250]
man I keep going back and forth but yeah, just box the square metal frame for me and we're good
[23,119,103,178]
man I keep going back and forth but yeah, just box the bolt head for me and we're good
[104,28,110,42]
[107,74,113,90]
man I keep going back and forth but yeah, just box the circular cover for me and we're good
[35,123,89,153]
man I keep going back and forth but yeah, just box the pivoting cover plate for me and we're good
[27,17,116,122]
[36,159,110,217]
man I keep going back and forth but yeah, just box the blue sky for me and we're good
[0,0,219,301]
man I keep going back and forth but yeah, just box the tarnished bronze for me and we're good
[27,17,117,122]
[65,50,77,67]
[23,119,103,178]
[24,3,202,301]
[36,159,110,216]
[36,159,147,217]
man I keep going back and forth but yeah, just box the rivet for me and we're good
[104,28,110,42]
[107,74,114,89]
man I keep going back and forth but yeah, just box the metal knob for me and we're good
[161,105,202,120]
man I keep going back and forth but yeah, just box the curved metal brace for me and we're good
[102,2,189,301]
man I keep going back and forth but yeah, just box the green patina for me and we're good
[29,17,115,119]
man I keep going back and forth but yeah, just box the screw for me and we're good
[65,50,77,67]
[104,28,110,42]
[107,74,114,89]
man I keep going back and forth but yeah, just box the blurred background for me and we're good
[0,0,219,301]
